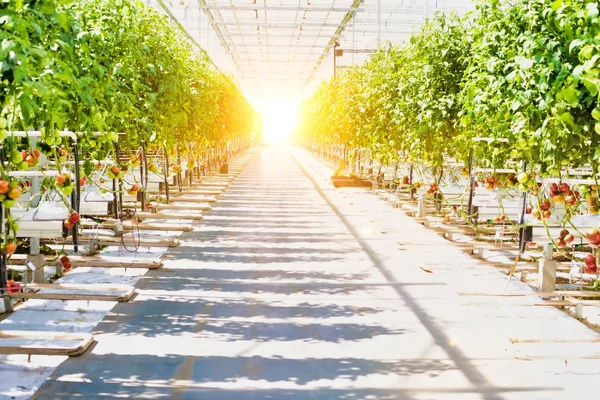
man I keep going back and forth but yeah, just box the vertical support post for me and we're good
[140,140,147,211]
[333,48,337,79]
[333,41,339,79]
[0,144,12,311]
[114,140,122,218]
[418,195,427,218]
[518,161,529,254]
[196,149,201,180]
[72,137,80,253]
[538,242,556,292]
[0,201,11,313]
[176,146,182,192]
[467,148,475,222]
[29,135,42,265]
[409,163,415,200]
[575,303,584,319]
[199,148,204,178]
[111,177,118,219]
[163,145,170,204]
[189,152,193,185]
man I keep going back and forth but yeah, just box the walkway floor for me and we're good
[33,146,598,399]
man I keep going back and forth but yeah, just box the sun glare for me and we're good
[259,101,298,144]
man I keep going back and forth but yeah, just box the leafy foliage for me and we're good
[297,12,471,168]
[0,0,257,250]
[297,1,600,176]
[1,0,257,157]
[461,0,600,175]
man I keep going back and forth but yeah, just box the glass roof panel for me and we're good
[148,0,474,99]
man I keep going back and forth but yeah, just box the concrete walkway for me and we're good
[33,145,599,399]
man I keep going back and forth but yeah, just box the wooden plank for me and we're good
[123,222,193,232]
[201,177,235,181]
[91,236,180,248]
[490,261,588,273]
[515,354,600,360]
[161,195,218,203]
[204,173,238,177]
[458,291,600,298]
[9,254,162,269]
[426,219,513,237]
[199,181,233,186]
[510,337,600,344]
[0,331,94,357]
[156,203,211,211]
[123,202,211,211]
[58,236,180,248]
[175,189,222,196]
[171,181,229,187]
[190,182,228,188]
[462,300,600,307]
[81,220,193,232]
[135,212,203,221]
[6,283,135,302]
[441,240,515,253]
[26,283,132,291]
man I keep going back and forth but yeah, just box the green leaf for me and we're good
[557,85,581,107]
[551,0,563,10]
[582,76,599,96]
[580,45,594,60]
[593,145,600,161]
[55,12,71,31]
[559,112,574,127]
[569,39,586,53]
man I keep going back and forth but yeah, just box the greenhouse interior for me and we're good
[0,0,599,399]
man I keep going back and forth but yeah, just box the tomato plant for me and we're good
[0,0,257,251]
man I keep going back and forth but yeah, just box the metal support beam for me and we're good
[222,32,340,38]
[195,0,245,72]
[199,5,365,12]
[305,0,361,85]
[229,43,333,49]
[212,21,347,28]
[239,60,319,65]
[232,53,322,58]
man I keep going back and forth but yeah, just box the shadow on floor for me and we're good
[33,354,458,399]
[93,296,392,338]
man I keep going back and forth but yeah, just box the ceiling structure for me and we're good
[149,0,474,101]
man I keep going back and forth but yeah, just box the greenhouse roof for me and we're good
[151,0,474,95]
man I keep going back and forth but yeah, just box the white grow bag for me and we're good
[80,188,113,216]
[124,169,164,193]
[12,202,70,239]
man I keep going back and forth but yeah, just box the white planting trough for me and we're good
[470,187,522,222]
[80,188,113,216]
[124,169,165,193]
[12,204,69,239]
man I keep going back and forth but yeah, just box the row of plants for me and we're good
[296,0,600,268]
[0,0,258,251]
[299,0,599,171]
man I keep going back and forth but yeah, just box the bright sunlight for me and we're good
[257,100,299,144]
